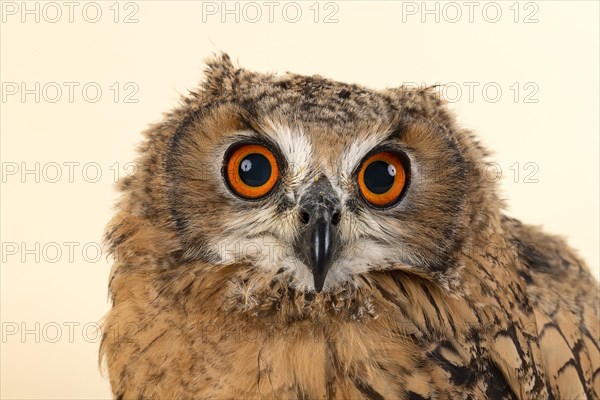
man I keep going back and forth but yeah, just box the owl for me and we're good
[100,53,599,399]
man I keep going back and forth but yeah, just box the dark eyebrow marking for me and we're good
[386,122,409,141]
[238,107,263,133]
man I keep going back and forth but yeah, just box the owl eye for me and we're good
[357,151,407,208]
[224,143,279,199]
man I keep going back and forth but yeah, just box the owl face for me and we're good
[163,55,485,293]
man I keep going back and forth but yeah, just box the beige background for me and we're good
[1,1,598,398]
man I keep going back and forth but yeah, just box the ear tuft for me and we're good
[201,52,237,97]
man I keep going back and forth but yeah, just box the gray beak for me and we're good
[295,176,340,292]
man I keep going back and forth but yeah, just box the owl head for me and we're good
[112,54,500,301]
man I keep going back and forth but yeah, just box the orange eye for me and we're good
[357,151,407,208]
[224,143,279,199]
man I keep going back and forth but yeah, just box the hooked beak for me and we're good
[295,176,340,292]
[304,210,336,292]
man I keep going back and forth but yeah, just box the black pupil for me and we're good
[364,161,395,194]
[238,153,272,187]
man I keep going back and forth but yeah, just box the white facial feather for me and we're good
[259,120,313,202]
[340,132,390,176]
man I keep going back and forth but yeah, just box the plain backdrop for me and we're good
[1,1,598,398]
